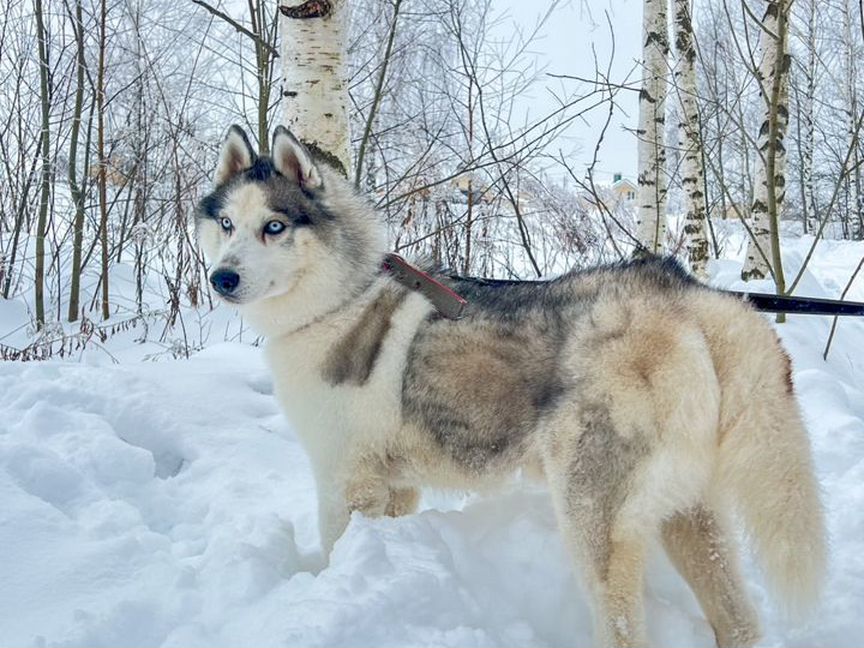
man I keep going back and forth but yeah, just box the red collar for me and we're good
[380,253,467,320]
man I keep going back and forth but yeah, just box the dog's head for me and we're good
[195,126,385,331]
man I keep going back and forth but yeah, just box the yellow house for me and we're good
[610,173,637,204]
[450,174,494,204]
[576,173,637,212]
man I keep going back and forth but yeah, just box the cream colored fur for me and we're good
[196,127,827,648]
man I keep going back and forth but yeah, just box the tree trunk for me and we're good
[674,0,709,276]
[799,0,818,235]
[250,0,275,154]
[636,0,670,255]
[464,82,474,275]
[97,0,110,320]
[33,0,51,329]
[190,0,278,153]
[67,0,87,322]
[279,0,351,175]
[842,0,863,239]
[354,0,402,189]
[742,0,792,287]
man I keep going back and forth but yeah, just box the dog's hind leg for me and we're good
[662,506,760,648]
[553,492,650,648]
[544,425,652,648]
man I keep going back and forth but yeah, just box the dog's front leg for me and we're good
[344,459,390,518]
[315,455,390,557]
[385,487,419,517]
[316,485,350,557]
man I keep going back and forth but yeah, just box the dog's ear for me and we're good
[214,125,256,186]
[272,126,322,191]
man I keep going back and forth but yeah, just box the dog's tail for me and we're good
[717,342,827,614]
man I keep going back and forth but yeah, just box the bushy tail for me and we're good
[718,394,827,614]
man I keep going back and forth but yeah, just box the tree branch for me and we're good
[190,0,279,58]
[823,256,864,360]
[355,0,402,188]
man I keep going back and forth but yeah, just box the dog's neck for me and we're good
[239,251,384,339]
[380,253,467,319]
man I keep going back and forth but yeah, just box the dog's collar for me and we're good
[380,253,467,320]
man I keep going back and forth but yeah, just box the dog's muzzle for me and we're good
[211,269,240,296]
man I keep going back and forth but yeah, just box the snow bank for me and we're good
[1,235,863,646]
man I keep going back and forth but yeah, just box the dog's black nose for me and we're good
[210,269,240,296]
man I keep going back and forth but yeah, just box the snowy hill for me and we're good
[1,234,863,647]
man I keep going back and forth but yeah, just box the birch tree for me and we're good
[673,0,709,275]
[795,0,819,235]
[279,0,351,175]
[841,0,863,238]
[742,0,793,284]
[636,0,670,254]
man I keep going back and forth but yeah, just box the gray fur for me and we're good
[197,157,332,229]
[566,402,650,577]
[323,286,408,385]
[398,258,694,474]
[402,307,570,473]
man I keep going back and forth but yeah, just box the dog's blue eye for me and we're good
[220,217,233,232]
[264,220,286,235]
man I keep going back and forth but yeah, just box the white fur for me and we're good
[263,284,433,550]
[214,128,254,186]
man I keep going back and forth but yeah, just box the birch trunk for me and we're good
[636,0,669,255]
[673,0,709,276]
[842,0,863,238]
[742,0,792,284]
[279,0,351,176]
[800,0,817,235]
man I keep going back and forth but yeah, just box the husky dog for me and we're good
[196,125,826,648]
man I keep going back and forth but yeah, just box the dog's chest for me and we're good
[265,332,382,453]
[264,292,433,456]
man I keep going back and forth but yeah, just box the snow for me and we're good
[1,234,863,647]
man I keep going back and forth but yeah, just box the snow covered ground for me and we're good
[1,233,863,647]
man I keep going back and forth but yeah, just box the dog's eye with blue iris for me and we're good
[264,220,286,235]
[219,217,233,232]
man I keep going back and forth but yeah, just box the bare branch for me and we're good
[190,0,279,58]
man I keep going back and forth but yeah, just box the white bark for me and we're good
[280,0,351,176]
[674,0,709,277]
[842,0,862,238]
[800,0,817,235]
[636,0,670,255]
[742,0,792,282]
